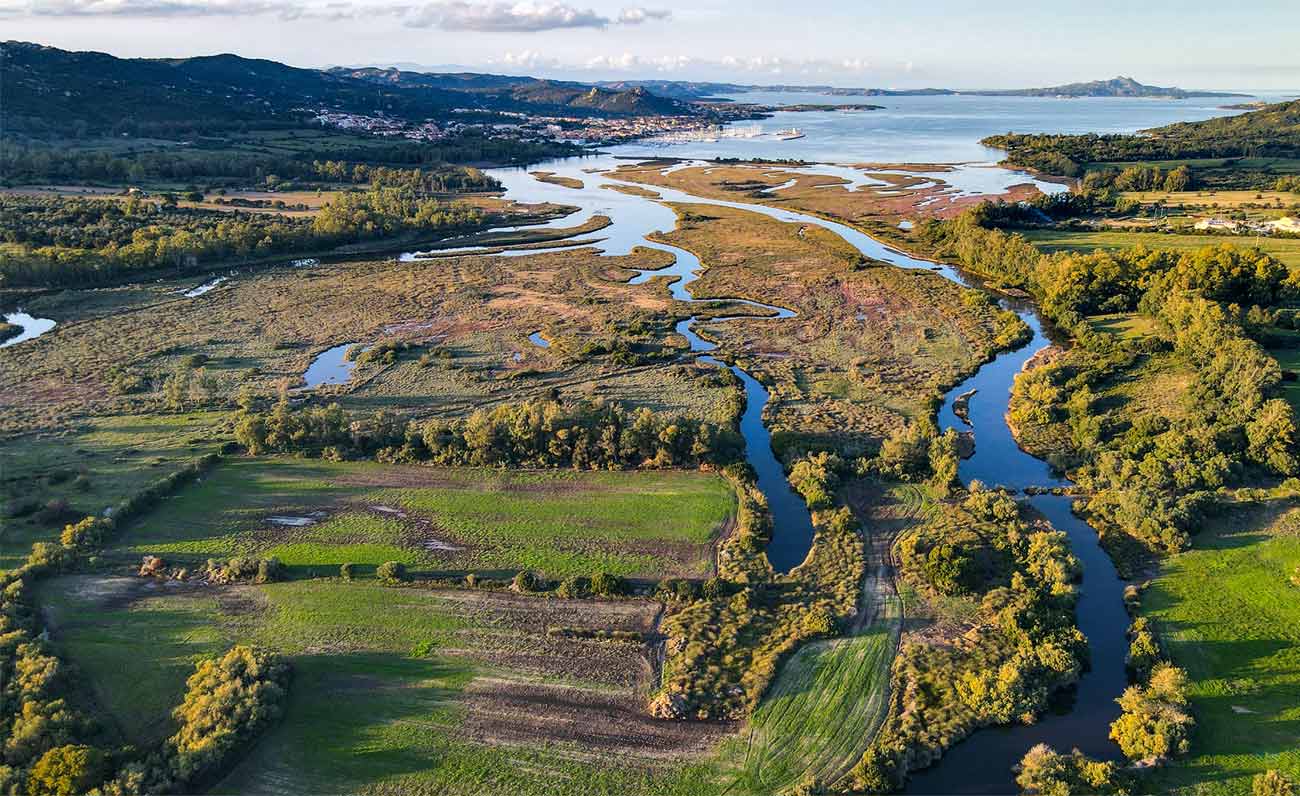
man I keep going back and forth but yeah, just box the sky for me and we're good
[2,0,1299,90]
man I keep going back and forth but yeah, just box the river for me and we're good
[405,151,1129,789]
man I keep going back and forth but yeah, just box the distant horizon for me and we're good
[5,38,1298,98]
[2,0,1299,91]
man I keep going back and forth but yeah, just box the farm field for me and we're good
[105,456,737,579]
[1142,502,1300,795]
[1021,229,1300,270]
[727,624,897,793]
[0,411,227,567]
[39,574,731,795]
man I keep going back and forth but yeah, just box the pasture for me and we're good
[1022,229,1300,270]
[39,574,731,795]
[1143,502,1300,794]
[107,456,736,579]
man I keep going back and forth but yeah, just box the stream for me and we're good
[402,156,1127,786]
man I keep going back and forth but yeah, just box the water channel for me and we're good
[404,155,1127,788]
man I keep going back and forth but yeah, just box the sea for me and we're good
[609,90,1296,165]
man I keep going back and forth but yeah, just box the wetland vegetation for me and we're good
[3,53,1300,796]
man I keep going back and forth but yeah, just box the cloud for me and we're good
[617,6,669,24]
[405,2,605,32]
[0,0,674,31]
[0,0,307,17]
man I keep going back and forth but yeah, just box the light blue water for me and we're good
[390,94,1248,786]
[0,311,57,349]
[619,91,1270,164]
[300,343,358,389]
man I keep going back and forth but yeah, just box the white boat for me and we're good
[776,128,805,141]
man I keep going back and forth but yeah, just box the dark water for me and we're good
[906,311,1129,795]
[401,152,1133,769]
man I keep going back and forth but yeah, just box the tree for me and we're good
[1016,743,1121,796]
[169,646,290,784]
[26,745,106,796]
[376,561,407,583]
[1109,664,1194,761]
[1254,770,1296,796]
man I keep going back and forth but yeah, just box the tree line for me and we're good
[233,395,745,471]
[0,188,486,288]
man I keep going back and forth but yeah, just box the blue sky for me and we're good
[2,0,1298,90]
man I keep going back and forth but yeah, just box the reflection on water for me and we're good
[300,343,357,389]
[1,312,57,349]
[440,153,1131,788]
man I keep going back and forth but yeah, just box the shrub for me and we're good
[1016,743,1122,795]
[339,563,354,581]
[512,570,540,593]
[589,572,625,597]
[255,557,285,584]
[1254,770,1296,796]
[26,745,107,796]
[168,646,290,785]
[556,576,590,599]
[1109,663,1194,761]
[377,561,407,584]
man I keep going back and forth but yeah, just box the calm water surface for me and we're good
[395,94,1248,785]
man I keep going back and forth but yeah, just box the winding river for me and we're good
[405,155,1127,789]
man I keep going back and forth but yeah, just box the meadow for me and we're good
[1143,502,1300,794]
[39,574,731,795]
[106,457,737,579]
[727,623,898,792]
[1022,229,1300,270]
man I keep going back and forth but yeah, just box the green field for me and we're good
[727,618,897,792]
[39,575,727,795]
[1143,502,1300,794]
[0,411,227,567]
[1022,230,1300,270]
[111,457,736,579]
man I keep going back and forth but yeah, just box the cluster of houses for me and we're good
[311,111,449,142]
[1193,216,1300,236]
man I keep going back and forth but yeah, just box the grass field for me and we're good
[0,411,227,567]
[1088,312,1159,340]
[109,457,736,579]
[1143,501,1300,795]
[1022,229,1300,270]
[728,621,897,792]
[39,574,730,795]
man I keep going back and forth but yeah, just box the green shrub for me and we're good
[377,561,407,584]
[589,572,625,597]
[512,570,540,592]
[339,563,354,581]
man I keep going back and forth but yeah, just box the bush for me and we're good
[339,563,354,581]
[1016,743,1122,795]
[512,570,540,593]
[1254,770,1296,796]
[26,745,107,796]
[168,646,290,785]
[1109,663,1195,761]
[556,576,590,599]
[255,557,285,584]
[377,561,407,584]
[589,572,625,597]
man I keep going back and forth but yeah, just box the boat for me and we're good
[776,128,805,141]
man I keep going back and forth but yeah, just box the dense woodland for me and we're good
[0,186,486,287]
[984,98,1300,182]
[923,211,1300,572]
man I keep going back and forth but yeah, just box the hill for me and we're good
[983,97,1300,177]
[970,76,1245,99]
[0,41,698,140]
